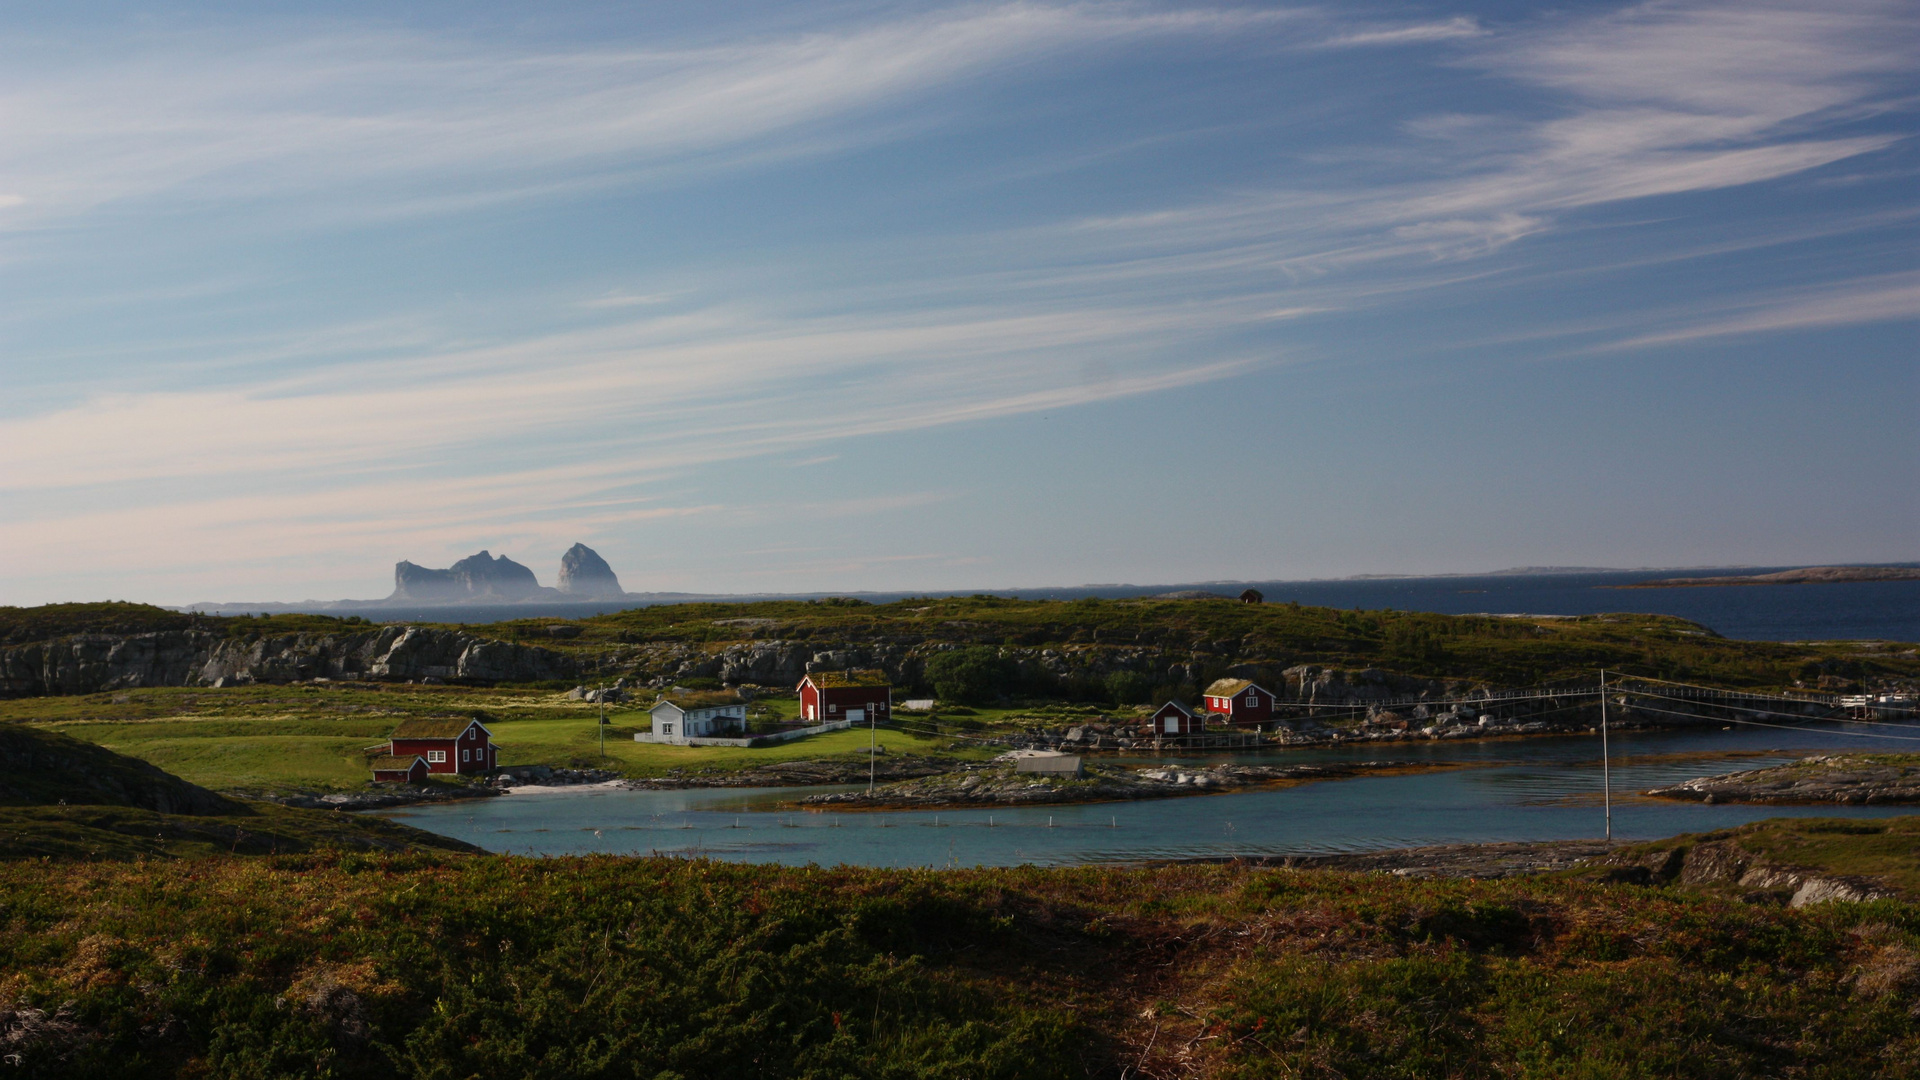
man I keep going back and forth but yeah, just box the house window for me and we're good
[462,748,471,762]
[828,703,838,713]
[427,750,446,763]
[662,723,673,735]
[1246,694,1258,706]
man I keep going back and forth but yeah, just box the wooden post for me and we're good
[1600,670,1611,842]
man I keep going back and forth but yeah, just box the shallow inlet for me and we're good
[376,723,1920,867]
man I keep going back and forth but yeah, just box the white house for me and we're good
[642,693,748,745]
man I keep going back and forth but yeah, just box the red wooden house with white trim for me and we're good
[384,716,497,776]
[797,670,892,726]
[1202,679,1274,728]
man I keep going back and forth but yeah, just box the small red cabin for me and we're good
[1149,700,1202,736]
[370,754,429,784]
[386,716,497,775]
[798,670,892,725]
[1203,679,1274,728]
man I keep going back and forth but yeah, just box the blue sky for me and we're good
[2,0,1915,604]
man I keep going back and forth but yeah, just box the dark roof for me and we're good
[390,717,481,740]
[1152,701,1197,717]
[802,669,890,689]
[370,754,424,771]
[654,691,746,711]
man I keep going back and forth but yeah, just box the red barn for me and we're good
[1149,700,1202,736]
[386,716,497,775]
[1203,678,1274,728]
[370,754,429,784]
[797,670,892,725]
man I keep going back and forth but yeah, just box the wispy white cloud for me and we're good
[1601,272,1920,349]
[0,4,1304,231]
[1320,17,1486,48]
[1051,0,1914,298]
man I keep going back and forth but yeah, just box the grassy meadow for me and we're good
[0,684,985,795]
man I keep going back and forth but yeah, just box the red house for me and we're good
[386,716,498,776]
[1149,700,1203,737]
[370,754,429,784]
[1203,678,1274,728]
[797,670,892,725]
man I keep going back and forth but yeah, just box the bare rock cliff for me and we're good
[0,625,578,697]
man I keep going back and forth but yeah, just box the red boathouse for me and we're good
[1149,700,1203,736]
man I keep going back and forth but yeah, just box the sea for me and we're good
[252,568,1920,642]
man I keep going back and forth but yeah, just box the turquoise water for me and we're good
[380,723,1920,866]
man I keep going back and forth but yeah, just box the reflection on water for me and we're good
[379,723,1920,866]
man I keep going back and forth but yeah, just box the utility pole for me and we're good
[1600,669,1612,842]
[869,705,876,794]
[599,685,606,759]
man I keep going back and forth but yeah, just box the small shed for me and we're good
[1239,588,1264,605]
[370,754,429,784]
[1149,700,1203,736]
[1203,678,1276,727]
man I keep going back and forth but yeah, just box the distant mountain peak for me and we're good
[392,549,544,602]
[558,543,624,598]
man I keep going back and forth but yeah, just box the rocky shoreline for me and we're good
[622,755,955,790]
[799,759,1453,809]
[1645,754,1920,805]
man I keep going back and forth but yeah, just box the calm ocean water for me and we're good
[383,723,1920,866]
[310,568,1918,642]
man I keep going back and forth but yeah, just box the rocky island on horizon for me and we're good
[388,543,627,604]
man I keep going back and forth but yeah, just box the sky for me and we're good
[1,0,1915,605]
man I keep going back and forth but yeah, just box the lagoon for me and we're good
[381,721,1920,866]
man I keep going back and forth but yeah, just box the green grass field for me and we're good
[0,684,987,794]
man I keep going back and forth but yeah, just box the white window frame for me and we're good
[427,750,446,763]
[828,703,838,713]
[462,748,471,762]
[1246,694,1258,706]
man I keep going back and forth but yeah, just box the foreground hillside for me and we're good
[2,847,1917,1078]
[0,722,475,860]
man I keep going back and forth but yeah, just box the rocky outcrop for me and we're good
[391,551,548,602]
[1645,755,1920,805]
[1597,837,1889,907]
[0,625,578,697]
[557,543,624,597]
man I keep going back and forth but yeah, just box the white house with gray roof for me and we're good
[639,693,749,745]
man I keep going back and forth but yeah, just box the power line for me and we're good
[1624,685,1920,732]
[1619,698,1920,742]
